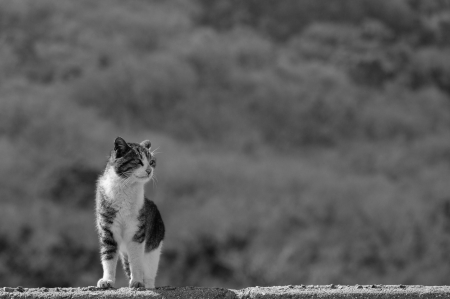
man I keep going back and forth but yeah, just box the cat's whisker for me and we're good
[151,147,161,155]
[151,176,157,188]
[118,173,134,194]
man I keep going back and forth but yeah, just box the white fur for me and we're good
[97,153,160,288]
[144,242,162,288]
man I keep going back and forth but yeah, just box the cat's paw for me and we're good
[97,278,115,288]
[129,280,145,288]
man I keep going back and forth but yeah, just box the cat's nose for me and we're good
[146,169,152,175]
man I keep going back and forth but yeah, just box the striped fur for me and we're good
[95,137,164,289]
[120,253,131,278]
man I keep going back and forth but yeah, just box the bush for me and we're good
[72,55,198,129]
[289,21,410,87]
[196,0,419,41]
[2,0,450,289]
[359,86,450,141]
[244,62,360,147]
[408,48,450,94]
[0,83,113,201]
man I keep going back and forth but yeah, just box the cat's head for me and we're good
[109,137,156,183]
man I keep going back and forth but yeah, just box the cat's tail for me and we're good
[120,252,131,279]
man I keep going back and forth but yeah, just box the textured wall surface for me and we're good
[1,285,450,299]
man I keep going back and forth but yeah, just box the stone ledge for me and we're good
[1,285,450,299]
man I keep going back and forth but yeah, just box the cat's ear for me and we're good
[140,140,151,150]
[114,137,130,158]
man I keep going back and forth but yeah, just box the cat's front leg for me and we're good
[143,243,163,288]
[98,255,118,288]
[97,227,119,288]
[127,241,145,288]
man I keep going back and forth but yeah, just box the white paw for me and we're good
[129,280,144,288]
[97,278,114,288]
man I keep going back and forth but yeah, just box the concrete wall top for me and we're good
[1,285,450,299]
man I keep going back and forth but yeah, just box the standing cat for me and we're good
[95,137,164,289]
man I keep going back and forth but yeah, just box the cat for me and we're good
[95,137,165,289]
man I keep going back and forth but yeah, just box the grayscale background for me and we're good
[1,0,450,288]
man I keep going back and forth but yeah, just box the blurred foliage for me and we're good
[0,0,450,289]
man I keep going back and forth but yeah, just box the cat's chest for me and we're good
[110,192,142,216]
[98,169,146,241]
[110,208,140,243]
[100,176,144,215]
[108,193,143,243]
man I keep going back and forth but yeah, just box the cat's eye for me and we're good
[137,160,144,166]
[149,160,156,167]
